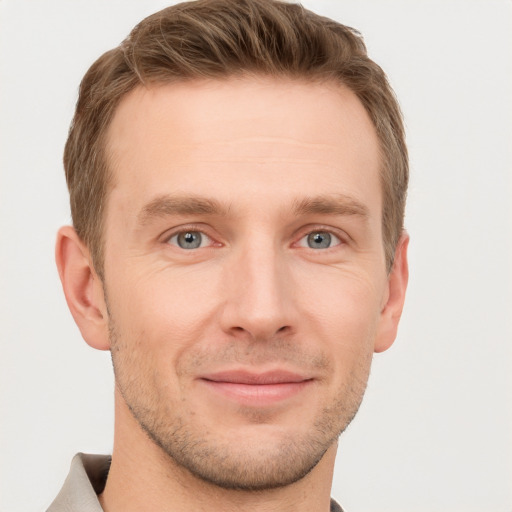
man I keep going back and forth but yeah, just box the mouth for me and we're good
[199,369,314,406]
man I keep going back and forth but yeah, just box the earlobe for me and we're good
[374,232,409,353]
[55,226,110,351]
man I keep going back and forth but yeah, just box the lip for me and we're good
[199,370,314,406]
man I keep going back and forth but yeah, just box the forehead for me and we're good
[105,77,381,217]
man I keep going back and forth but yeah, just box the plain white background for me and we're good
[1,1,511,511]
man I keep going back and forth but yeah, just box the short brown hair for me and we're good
[64,0,408,278]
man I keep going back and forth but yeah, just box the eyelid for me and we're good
[161,224,221,247]
[293,225,348,249]
[168,231,212,249]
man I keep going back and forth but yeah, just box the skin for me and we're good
[56,77,408,512]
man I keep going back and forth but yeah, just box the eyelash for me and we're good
[296,230,343,250]
[164,224,219,250]
[163,225,347,250]
[293,224,349,251]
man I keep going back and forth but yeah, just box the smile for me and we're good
[199,370,314,406]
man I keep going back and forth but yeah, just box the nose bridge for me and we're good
[222,231,293,339]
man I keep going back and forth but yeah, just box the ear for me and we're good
[374,232,409,353]
[55,226,110,351]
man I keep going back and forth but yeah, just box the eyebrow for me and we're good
[137,194,229,226]
[293,194,370,219]
[137,192,370,226]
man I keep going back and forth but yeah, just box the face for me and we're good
[102,77,393,490]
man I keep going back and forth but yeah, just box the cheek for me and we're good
[295,266,384,363]
[106,263,222,360]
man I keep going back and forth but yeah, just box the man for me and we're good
[50,0,409,510]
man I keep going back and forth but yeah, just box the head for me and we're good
[57,0,409,493]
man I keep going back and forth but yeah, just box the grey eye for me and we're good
[169,231,208,249]
[298,231,341,249]
[307,232,332,249]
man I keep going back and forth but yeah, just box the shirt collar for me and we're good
[47,453,110,512]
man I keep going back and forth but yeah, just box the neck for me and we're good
[99,390,337,512]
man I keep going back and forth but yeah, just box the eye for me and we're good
[298,230,342,249]
[168,230,212,250]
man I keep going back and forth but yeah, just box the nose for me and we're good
[219,238,296,342]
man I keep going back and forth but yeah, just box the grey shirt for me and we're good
[47,453,344,512]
